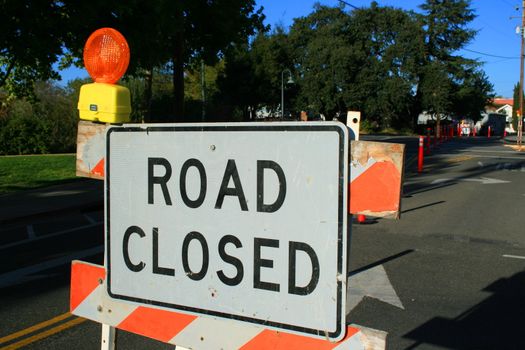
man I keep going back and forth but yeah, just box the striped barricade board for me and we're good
[349,140,405,219]
[76,120,106,180]
[71,260,387,349]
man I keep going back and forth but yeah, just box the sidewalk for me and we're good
[0,179,103,224]
[503,134,524,144]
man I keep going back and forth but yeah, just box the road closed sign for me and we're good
[106,122,349,341]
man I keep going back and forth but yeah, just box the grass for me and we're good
[0,154,79,194]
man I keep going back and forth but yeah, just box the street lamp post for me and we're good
[281,69,294,120]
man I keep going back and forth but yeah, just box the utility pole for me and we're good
[517,0,525,146]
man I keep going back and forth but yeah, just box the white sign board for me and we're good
[106,122,348,341]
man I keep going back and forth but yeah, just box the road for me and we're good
[349,136,525,349]
[1,136,524,349]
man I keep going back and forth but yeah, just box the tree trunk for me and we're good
[172,30,185,121]
[436,114,441,139]
[144,68,153,123]
[410,83,423,131]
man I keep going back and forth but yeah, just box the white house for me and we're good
[489,98,514,133]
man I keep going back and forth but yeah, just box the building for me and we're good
[488,98,514,133]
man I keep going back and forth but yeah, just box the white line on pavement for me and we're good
[459,149,525,154]
[502,254,525,260]
[438,154,525,160]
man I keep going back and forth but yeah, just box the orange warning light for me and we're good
[83,28,130,84]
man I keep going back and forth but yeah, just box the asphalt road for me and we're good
[1,135,524,349]
[349,136,525,349]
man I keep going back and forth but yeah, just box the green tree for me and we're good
[183,60,225,120]
[289,3,423,127]
[512,82,523,131]
[452,69,493,121]
[124,0,266,120]
[217,27,293,120]
[0,81,77,155]
[289,5,351,119]
[216,43,260,121]
[345,3,424,129]
[413,0,488,133]
[0,1,66,97]
[2,1,265,121]
[420,61,452,122]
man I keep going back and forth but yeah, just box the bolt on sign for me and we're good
[106,122,349,341]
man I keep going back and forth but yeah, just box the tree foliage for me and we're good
[0,1,66,97]
[512,82,523,130]
[0,0,496,151]
[413,0,491,133]
[0,82,77,154]
[2,0,265,118]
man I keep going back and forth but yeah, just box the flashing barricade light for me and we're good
[78,28,131,123]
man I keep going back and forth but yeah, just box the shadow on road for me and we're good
[401,201,446,214]
[0,253,103,305]
[349,249,415,277]
[404,270,525,349]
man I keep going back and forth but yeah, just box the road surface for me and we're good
[1,136,524,349]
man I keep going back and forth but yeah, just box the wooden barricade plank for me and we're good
[349,140,405,219]
[76,120,107,180]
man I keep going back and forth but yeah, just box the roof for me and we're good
[492,98,513,106]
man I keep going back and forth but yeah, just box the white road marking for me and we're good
[439,154,525,160]
[459,149,525,154]
[431,177,510,185]
[502,254,525,260]
[347,265,403,315]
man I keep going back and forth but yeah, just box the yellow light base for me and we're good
[78,83,131,123]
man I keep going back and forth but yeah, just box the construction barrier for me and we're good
[76,121,405,220]
[72,120,402,350]
[418,135,424,173]
[71,261,387,350]
[72,29,392,350]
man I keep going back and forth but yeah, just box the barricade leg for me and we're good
[101,324,116,350]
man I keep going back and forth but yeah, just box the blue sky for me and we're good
[61,0,522,97]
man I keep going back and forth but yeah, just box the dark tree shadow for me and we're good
[404,270,525,349]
